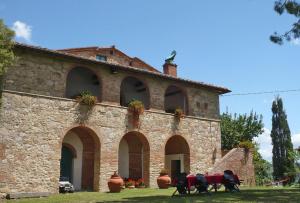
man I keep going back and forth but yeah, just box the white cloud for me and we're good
[254,128,272,162]
[11,21,32,42]
[292,133,300,149]
[254,128,300,162]
[291,38,300,46]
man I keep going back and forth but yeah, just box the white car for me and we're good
[59,177,75,193]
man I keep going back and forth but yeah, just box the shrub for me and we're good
[128,99,144,115]
[238,140,254,149]
[76,90,97,106]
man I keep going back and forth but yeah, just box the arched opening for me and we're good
[120,76,150,109]
[60,145,75,184]
[60,126,100,191]
[118,132,150,186]
[164,85,188,114]
[165,135,190,181]
[65,67,101,100]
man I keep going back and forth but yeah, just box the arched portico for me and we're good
[120,76,150,109]
[164,85,188,115]
[65,66,101,100]
[165,135,190,180]
[60,126,100,191]
[118,131,150,186]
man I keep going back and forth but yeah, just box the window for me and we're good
[96,55,107,62]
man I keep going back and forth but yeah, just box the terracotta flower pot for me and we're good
[157,174,171,189]
[108,172,124,193]
[132,113,140,128]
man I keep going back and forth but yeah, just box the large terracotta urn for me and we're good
[157,174,171,189]
[108,172,124,193]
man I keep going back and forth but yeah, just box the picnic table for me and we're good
[186,174,240,193]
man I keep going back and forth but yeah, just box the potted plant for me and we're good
[174,108,185,121]
[136,178,146,188]
[125,179,135,189]
[157,169,171,189]
[128,99,144,127]
[76,90,97,106]
[107,171,124,193]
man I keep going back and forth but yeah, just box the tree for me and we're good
[253,144,273,185]
[221,112,271,185]
[0,19,15,102]
[221,111,264,150]
[271,0,300,44]
[271,96,295,181]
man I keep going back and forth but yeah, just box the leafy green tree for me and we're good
[0,19,15,75]
[271,96,295,181]
[221,112,271,185]
[0,19,15,102]
[271,0,300,44]
[253,144,273,185]
[221,112,264,150]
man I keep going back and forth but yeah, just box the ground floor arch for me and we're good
[118,131,150,186]
[165,135,190,180]
[60,126,100,191]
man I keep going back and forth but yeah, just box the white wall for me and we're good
[63,132,83,190]
[118,139,129,178]
[165,154,184,174]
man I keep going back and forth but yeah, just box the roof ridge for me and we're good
[14,42,231,94]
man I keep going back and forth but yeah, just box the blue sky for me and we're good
[1,0,300,161]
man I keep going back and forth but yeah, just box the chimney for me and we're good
[163,62,177,77]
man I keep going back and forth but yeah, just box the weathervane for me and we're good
[165,50,177,64]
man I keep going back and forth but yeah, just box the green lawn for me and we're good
[4,187,300,203]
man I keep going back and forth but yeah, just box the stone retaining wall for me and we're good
[0,91,222,196]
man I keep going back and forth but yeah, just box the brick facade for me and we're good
[210,148,256,186]
[0,44,232,197]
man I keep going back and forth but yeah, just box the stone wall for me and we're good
[3,50,220,119]
[210,148,256,186]
[0,91,222,196]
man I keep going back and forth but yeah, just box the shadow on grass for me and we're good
[96,188,300,203]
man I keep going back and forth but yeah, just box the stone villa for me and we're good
[0,43,254,197]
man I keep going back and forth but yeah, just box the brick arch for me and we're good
[118,131,150,186]
[59,125,103,147]
[120,76,151,109]
[164,135,190,178]
[164,84,189,115]
[65,66,102,101]
[61,126,101,191]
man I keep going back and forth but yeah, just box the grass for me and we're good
[4,186,300,203]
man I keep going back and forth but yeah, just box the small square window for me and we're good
[96,55,107,61]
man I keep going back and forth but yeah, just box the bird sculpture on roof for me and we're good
[165,50,177,64]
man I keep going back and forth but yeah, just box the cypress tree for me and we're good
[271,96,295,181]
